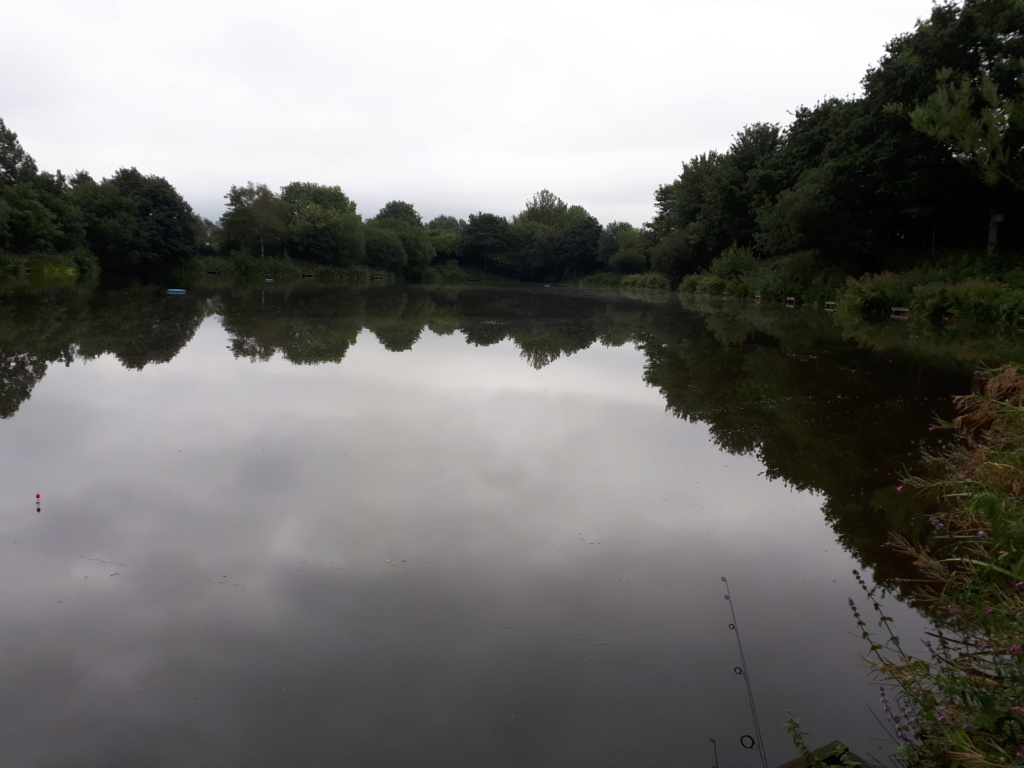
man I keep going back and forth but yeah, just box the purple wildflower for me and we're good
[978,530,988,538]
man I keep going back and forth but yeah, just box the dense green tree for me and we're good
[0,118,37,188]
[71,172,142,268]
[649,229,704,282]
[1,182,61,252]
[861,0,1024,253]
[67,168,196,268]
[279,181,364,265]
[599,222,650,274]
[106,168,196,266]
[280,182,357,216]
[503,191,602,280]
[910,71,1024,191]
[0,125,85,256]
[364,224,408,273]
[369,201,434,278]
[194,215,220,256]
[516,189,569,228]
[291,204,366,266]
[652,124,782,268]
[651,151,737,271]
[553,204,601,277]
[462,212,515,271]
[427,215,465,232]
[428,230,463,261]
[218,182,288,258]
[375,200,423,228]
[750,99,914,268]
[909,70,1024,251]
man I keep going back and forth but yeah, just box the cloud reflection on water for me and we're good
[0,305,927,768]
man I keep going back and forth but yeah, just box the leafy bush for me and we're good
[836,271,916,315]
[708,244,756,278]
[423,260,469,284]
[678,249,844,304]
[579,272,624,287]
[840,272,1024,324]
[0,248,97,276]
[620,272,672,290]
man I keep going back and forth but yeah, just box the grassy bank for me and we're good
[178,255,380,281]
[0,248,98,277]
[846,365,1024,767]
[676,247,1024,325]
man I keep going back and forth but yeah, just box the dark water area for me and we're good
[1,277,1022,767]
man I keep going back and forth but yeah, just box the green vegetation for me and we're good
[653,0,1024,317]
[832,365,1024,767]
[3,0,1024,322]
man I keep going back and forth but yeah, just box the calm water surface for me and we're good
[1,279,1019,767]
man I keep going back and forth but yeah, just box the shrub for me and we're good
[836,271,915,316]
[620,272,672,290]
[708,244,757,278]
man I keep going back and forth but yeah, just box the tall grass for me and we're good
[839,273,1024,323]
[843,365,1024,767]
[0,248,98,277]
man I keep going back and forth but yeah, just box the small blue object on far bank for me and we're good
[265,278,274,283]
[166,288,186,295]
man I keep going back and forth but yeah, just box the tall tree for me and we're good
[909,70,1024,251]
[463,212,514,271]
[364,224,408,273]
[280,182,356,216]
[863,0,1024,253]
[371,218,434,279]
[291,204,366,266]
[427,215,465,232]
[0,118,38,189]
[107,168,196,265]
[516,189,569,228]
[281,182,363,265]
[375,201,423,228]
[219,182,288,258]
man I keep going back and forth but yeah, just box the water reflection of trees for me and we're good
[0,279,207,416]
[644,300,978,588]
[1,279,1005,592]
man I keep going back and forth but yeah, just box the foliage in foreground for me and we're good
[850,365,1024,767]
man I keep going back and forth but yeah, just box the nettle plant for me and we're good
[852,366,1024,767]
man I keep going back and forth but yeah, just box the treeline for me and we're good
[636,0,1024,287]
[0,119,202,273]
[2,0,1022,286]
[213,185,604,283]
[0,113,607,281]
[0,116,605,282]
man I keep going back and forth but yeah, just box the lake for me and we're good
[1,277,1018,767]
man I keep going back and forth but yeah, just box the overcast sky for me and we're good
[4,0,934,227]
